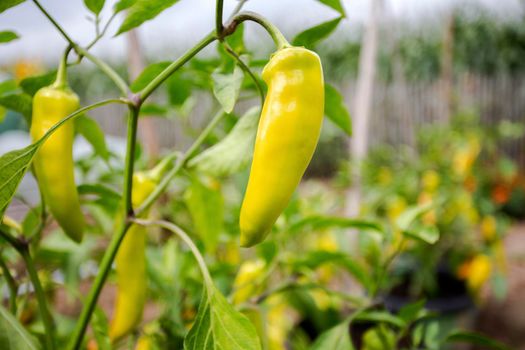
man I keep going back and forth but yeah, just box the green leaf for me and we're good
[310,320,353,350]
[398,299,426,323]
[21,206,41,237]
[19,71,56,97]
[325,84,352,135]
[288,215,383,235]
[92,307,111,350]
[140,103,168,116]
[184,176,223,252]
[130,61,170,93]
[445,331,511,350]
[184,285,261,350]
[0,304,40,349]
[0,144,40,219]
[354,311,406,328]
[84,0,105,14]
[316,0,346,16]
[116,0,180,35]
[0,92,32,120]
[292,17,343,49]
[362,325,396,350]
[0,31,19,44]
[74,115,110,161]
[114,0,136,13]
[225,23,245,53]
[0,80,18,95]
[166,71,192,106]
[403,225,439,245]
[212,65,244,113]
[77,184,121,202]
[291,251,372,291]
[395,202,433,231]
[188,107,259,177]
[0,0,25,14]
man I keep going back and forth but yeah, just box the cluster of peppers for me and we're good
[30,43,324,342]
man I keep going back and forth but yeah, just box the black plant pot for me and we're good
[383,266,474,314]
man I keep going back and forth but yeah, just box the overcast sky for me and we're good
[0,0,523,64]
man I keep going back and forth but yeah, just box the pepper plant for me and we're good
[0,1,513,350]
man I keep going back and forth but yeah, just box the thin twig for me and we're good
[222,42,265,107]
[133,219,213,286]
[0,253,18,314]
[21,247,55,350]
[31,0,76,46]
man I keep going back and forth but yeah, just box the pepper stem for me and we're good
[53,45,72,90]
[227,12,291,50]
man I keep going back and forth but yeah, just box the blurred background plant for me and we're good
[0,0,524,349]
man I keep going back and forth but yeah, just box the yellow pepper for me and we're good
[110,156,172,342]
[135,334,153,350]
[480,216,497,242]
[240,47,324,247]
[232,259,266,305]
[421,170,440,192]
[30,61,85,242]
[458,254,492,291]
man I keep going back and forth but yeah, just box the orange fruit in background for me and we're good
[464,175,477,193]
[457,255,492,291]
[14,59,43,81]
[491,184,510,205]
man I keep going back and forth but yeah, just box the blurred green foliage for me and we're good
[322,7,525,82]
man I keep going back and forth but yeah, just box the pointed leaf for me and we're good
[116,0,180,35]
[310,320,352,350]
[398,299,426,323]
[75,115,110,161]
[130,61,170,93]
[288,215,383,235]
[395,202,433,231]
[0,144,40,219]
[292,17,343,49]
[188,107,259,177]
[184,285,261,350]
[84,0,105,14]
[325,84,351,135]
[0,31,19,44]
[403,225,439,245]
[0,304,40,350]
[316,0,346,16]
[114,0,136,13]
[19,71,56,97]
[0,92,32,119]
[354,311,406,328]
[291,251,372,291]
[0,0,25,14]
[0,80,17,95]
[445,331,511,350]
[212,65,243,113]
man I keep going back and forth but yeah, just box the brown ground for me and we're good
[475,222,525,350]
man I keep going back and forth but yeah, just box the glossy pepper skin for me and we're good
[240,47,324,247]
[109,172,157,342]
[30,83,85,243]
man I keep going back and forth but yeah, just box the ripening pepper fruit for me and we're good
[232,259,266,305]
[240,47,324,247]
[30,61,85,243]
[457,254,492,292]
[135,334,153,350]
[110,157,172,342]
